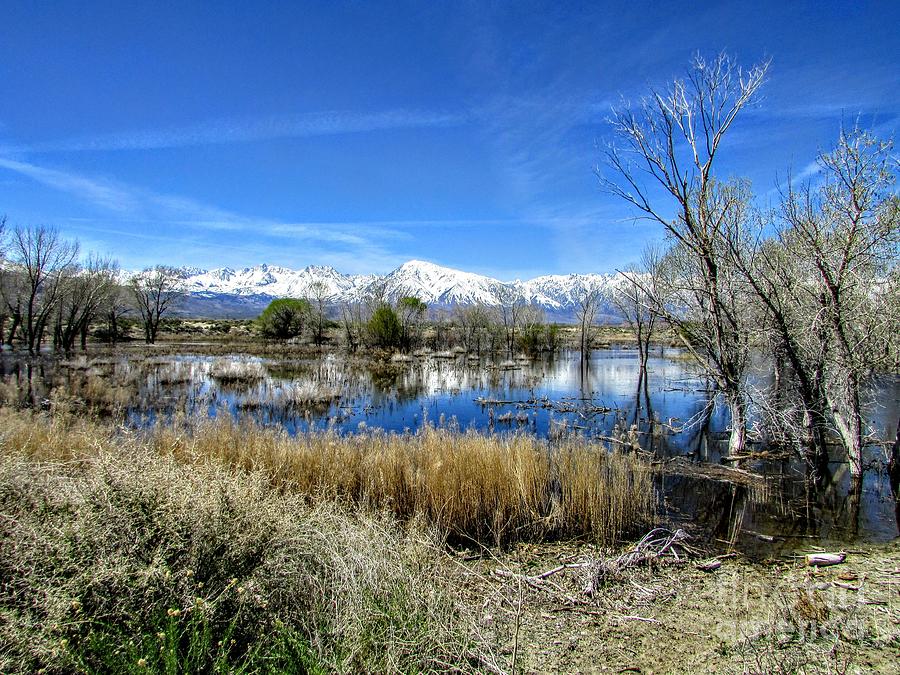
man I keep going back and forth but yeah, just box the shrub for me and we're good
[367,303,402,349]
[257,298,311,341]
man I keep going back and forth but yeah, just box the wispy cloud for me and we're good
[5,109,469,154]
[0,154,517,274]
[0,156,140,213]
[0,154,408,268]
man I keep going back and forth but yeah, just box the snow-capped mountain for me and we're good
[157,259,624,321]
[379,260,504,307]
[182,263,377,299]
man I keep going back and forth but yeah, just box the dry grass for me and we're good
[0,415,476,673]
[208,358,266,387]
[0,408,655,546]
[158,420,655,545]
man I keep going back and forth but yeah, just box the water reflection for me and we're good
[1,347,897,548]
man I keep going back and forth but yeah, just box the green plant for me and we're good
[257,298,311,341]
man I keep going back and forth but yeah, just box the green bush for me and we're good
[257,298,311,341]
[367,303,402,348]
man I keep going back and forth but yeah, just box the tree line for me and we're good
[0,222,186,354]
[258,280,565,356]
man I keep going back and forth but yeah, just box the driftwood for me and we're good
[490,528,699,605]
[696,552,737,572]
[805,552,847,567]
[585,528,697,595]
[697,560,722,572]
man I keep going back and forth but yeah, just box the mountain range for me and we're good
[170,260,625,322]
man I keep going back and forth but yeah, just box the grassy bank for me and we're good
[0,409,655,546]
[1,408,896,673]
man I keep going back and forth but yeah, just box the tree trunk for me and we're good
[830,371,865,478]
[887,417,899,497]
[6,313,20,346]
[726,389,748,456]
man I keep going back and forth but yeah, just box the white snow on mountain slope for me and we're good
[380,260,503,306]
[182,264,375,299]
[129,259,625,317]
[516,273,620,309]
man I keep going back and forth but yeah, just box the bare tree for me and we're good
[129,266,184,344]
[775,128,899,478]
[52,255,120,353]
[494,284,523,354]
[0,216,8,342]
[340,300,365,352]
[7,225,79,355]
[103,283,132,345]
[306,280,330,347]
[599,52,769,456]
[456,303,495,354]
[573,276,604,357]
[613,245,662,378]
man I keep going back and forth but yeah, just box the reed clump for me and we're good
[208,358,266,387]
[0,414,475,673]
[0,408,655,546]
[163,422,657,545]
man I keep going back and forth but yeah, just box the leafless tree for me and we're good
[599,52,769,456]
[340,300,365,352]
[103,283,132,345]
[494,284,523,354]
[573,276,604,357]
[613,245,662,378]
[775,128,899,478]
[456,303,496,354]
[129,266,184,344]
[0,216,8,342]
[52,255,120,353]
[6,225,79,355]
[306,280,330,347]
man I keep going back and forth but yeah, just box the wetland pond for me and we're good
[2,345,898,554]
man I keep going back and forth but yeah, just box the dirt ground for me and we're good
[452,537,900,674]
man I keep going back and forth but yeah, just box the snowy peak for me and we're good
[382,260,501,306]
[168,259,622,320]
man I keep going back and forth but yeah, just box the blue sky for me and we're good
[0,1,897,279]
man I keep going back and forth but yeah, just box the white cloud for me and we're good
[11,109,469,153]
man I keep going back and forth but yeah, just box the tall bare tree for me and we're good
[52,255,120,353]
[776,128,899,478]
[0,216,8,342]
[129,266,184,344]
[599,52,769,456]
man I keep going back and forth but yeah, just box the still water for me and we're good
[2,346,898,550]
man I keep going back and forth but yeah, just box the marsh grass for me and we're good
[0,416,476,673]
[0,408,655,547]
[158,419,655,546]
[208,359,266,388]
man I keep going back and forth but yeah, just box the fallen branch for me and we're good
[586,528,696,594]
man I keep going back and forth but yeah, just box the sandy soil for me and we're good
[452,538,900,674]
